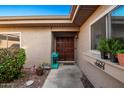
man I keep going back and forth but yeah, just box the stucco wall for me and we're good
[0,27,52,68]
[77,5,124,87]
[0,27,79,68]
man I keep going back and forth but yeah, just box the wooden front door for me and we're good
[56,37,74,61]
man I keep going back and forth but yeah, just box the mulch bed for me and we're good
[0,68,50,88]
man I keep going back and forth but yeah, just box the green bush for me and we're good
[117,50,124,54]
[0,48,26,82]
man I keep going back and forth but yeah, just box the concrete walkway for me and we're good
[43,65,84,88]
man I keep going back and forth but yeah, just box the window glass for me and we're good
[111,6,124,39]
[0,34,7,48]
[91,5,124,51]
[91,16,106,50]
[111,6,124,16]
[0,33,20,49]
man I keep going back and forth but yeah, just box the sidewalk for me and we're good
[43,65,84,88]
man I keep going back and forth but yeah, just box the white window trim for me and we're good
[89,5,117,26]
[0,32,21,48]
[89,5,117,54]
[89,50,100,55]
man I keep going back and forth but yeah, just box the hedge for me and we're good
[0,48,26,83]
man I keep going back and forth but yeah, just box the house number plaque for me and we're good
[95,60,105,70]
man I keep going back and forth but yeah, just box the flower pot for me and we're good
[117,54,124,66]
[100,51,108,59]
[110,53,118,63]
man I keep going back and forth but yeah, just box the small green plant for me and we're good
[116,50,124,54]
[0,48,26,82]
[107,38,124,55]
[98,37,108,52]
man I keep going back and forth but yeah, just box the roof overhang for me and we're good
[0,5,99,27]
[73,5,99,26]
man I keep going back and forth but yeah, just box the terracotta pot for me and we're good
[117,54,124,66]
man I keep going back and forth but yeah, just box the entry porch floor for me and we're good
[43,64,84,88]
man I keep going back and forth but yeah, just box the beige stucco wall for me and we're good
[0,27,52,68]
[77,5,124,87]
[0,27,79,68]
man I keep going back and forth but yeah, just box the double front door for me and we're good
[56,37,74,61]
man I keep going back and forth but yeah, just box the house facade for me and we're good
[0,5,124,87]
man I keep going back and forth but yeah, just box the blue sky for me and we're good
[111,5,124,16]
[0,5,72,16]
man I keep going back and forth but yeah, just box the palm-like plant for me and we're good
[98,37,108,52]
[107,38,124,55]
[107,38,124,62]
[98,37,109,59]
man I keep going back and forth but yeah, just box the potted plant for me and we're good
[98,37,108,59]
[107,38,124,63]
[36,65,44,76]
[117,50,124,66]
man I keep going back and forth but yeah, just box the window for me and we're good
[0,32,20,49]
[91,5,124,50]
[111,6,124,39]
[91,16,106,50]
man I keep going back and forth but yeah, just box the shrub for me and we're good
[0,48,26,82]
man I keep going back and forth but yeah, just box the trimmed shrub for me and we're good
[0,48,26,82]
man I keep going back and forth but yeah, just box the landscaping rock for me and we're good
[25,80,34,86]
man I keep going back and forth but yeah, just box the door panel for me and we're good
[56,37,74,61]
